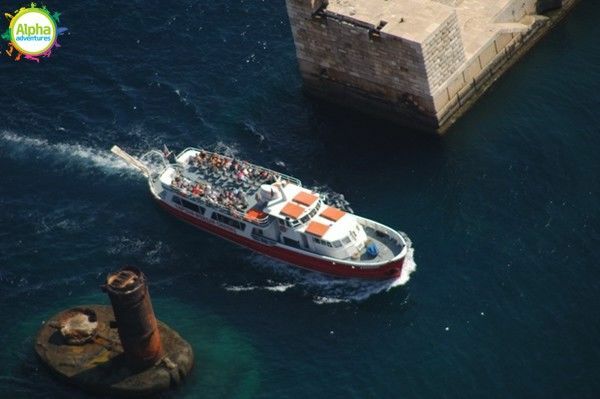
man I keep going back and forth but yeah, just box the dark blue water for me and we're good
[1,1,599,398]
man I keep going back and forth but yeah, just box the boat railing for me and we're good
[177,147,302,186]
[248,214,271,226]
[139,149,170,177]
[169,184,243,216]
[167,182,274,225]
[360,218,404,249]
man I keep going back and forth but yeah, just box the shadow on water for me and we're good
[302,98,447,173]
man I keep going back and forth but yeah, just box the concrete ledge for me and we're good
[436,0,580,133]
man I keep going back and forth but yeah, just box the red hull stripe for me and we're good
[156,199,404,279]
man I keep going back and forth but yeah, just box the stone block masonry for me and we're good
[285,0,579,133]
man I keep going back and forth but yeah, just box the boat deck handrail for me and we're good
[166,183,247,217]
[139,149,170,176]
[360,218,405,249]
[165,182,276,227]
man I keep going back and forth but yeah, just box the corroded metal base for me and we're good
[35,305,193,397]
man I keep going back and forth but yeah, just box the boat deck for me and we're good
[356,226,405,264]
[164,148,300,216]
[181,163,266,210]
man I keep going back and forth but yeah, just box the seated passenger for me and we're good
[191,184,203,196]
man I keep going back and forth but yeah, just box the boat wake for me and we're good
[0,131,138,177]
[207,141,241,158]
[226,234,416,304]
[106,235,171,265]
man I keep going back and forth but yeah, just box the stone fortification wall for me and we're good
[421,11,465,93]
[285,0,579,132]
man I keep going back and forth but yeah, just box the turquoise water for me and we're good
[0,1,599,398]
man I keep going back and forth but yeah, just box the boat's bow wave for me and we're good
[228,233,416,304]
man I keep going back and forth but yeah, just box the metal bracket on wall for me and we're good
[369,20,387,40]
[311,2,328,22]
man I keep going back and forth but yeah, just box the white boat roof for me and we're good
[264,183,356,242]
[263,183,311,217]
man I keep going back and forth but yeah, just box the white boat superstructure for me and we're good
[112,146,408,279]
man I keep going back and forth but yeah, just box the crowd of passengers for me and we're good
[169,150,287,212]
[190,150,276,183]
[171,175,250,211]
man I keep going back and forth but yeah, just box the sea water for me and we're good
[0,1,599,398]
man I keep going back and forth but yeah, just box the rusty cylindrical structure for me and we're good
[103,266,164,367]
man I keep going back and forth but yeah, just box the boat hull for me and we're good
[155,198,404,280]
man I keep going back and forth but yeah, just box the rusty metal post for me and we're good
[103,266,164,367]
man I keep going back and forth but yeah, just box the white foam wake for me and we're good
[231,236,416,304]
[106,236,171,265]
[0,131,137,176]
[223,283,295,293]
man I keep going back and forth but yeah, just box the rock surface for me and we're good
[35,305,194,397]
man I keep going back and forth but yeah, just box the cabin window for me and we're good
[211,212,246,230]
[180,199,199,213]
[313,237,324,245]
[313,237,340,247]
[252,228,263,236]
[342,237,351,245]
[283,237,300,248]
[298,203,320,225]
[173,195,205,215]
[313,237,338,247]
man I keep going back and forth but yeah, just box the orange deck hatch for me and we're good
[305,221,330,237]
[320,206,346,222]
[293,191,318,207]
[280,202,305,219]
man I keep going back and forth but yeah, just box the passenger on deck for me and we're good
[191,184,204,197]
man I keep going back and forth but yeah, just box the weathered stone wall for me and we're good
[287,0,431,97]
[286,0,466,120]
[421,11,465,93]
[285,0,579,132]
[431,31,518,121]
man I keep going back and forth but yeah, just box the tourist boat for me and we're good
[111,146,408,280]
